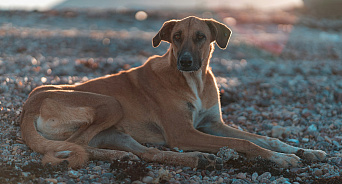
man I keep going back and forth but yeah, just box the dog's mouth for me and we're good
[177,52,201,72]
[177,64,201,72]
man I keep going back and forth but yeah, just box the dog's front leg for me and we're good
[197,119,326,162]
[164,118,303,168]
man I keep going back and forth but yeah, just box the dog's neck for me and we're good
[166,45,214,98]
[182,70,204,101]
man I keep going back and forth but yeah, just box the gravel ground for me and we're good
[0,8,342,184]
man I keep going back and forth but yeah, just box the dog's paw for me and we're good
[55,150,72,159]
[196,153,223,170]
[115,151,140,161]
[269,152,300,168]
[297,149,326,162]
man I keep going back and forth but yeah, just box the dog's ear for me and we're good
[205,19,231,49]
[152,20,178,47]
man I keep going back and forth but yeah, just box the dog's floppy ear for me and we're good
[205,19,231,49]
[152,20,178,47]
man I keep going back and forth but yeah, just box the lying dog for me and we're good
[20,16,326,170]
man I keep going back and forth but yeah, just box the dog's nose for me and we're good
[179,52,193,68]
[180,59,192,68]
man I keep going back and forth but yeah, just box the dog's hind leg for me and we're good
[86,147,140,161]
[22,90,124,168]
[89,127,223,170]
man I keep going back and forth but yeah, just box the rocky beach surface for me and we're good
[0,8,342,183]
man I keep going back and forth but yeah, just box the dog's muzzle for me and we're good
[177,52,199,72]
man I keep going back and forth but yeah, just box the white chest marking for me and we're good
[183,70,207,127]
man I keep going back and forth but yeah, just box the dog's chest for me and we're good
[183,72,208,128]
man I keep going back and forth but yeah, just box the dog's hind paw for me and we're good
[111,151,140,162]
[55,151,72,159]
[196,153,223,170]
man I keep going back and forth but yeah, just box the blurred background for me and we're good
[0,0,303,11]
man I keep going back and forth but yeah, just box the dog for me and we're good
[20,16,326,170]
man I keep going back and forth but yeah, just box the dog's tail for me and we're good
[20,111,88,168]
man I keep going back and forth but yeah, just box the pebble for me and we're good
[287,138,299,144]
[93,166,102,170]
[302,137,309,142]
[68,170,79,178]
[176,169,183,173]
[258,172,272,182]
[45,178,58,183]
[101,173,114,179]
[252,172,258,181]
[313,169,323,176]
[329,157,342,165]
[236,172,247,179]
[132,181,144,184]
[272,177,290,184]
[66,179,76,184]
[22,172,30,177]
[237,116,247,123]
[231,179,243,184]
[142,176,153,183]
[271,126,291,138]
[307,124,318,133]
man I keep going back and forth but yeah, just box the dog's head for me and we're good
[153,16,231,72]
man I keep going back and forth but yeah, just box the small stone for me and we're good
[121,178,132,184]
[271,126,291,138]
[237,116,247,123]
[183,167,191,171]
[301,109,312,118]
[22,172,30,177]
[142,176,153,183]
[101,173,113,179]
[45,178,58,183]
[273,177,290,184]
[313,169,323,176]
[231,179,243,184]
[307,124,318,133]
[132,181,144,184]
[217,147,240,162]
[252,172,258,181]
[93,166,102,170]
[217,177,224,183]
[261,112,270,118]
[258,172,271,181]
[236,172,247,179]
[329,157,342,164]
[147,171,154,177]
[324,136,332,143]
[302,138,309,142]
[287,139,299,144]
[271,87,282,96]
[100,176,110,184]
[66,179,76,184]
[68,170,79,178]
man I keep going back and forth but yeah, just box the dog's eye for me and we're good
[197,34,205,40]
[174,34,181,40]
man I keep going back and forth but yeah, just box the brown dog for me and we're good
[20,16,326,170]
